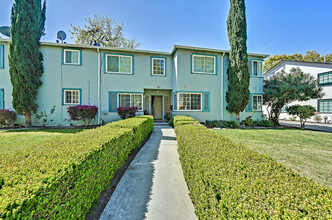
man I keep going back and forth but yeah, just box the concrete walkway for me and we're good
[280,120,332,133]
[99,125,197,220]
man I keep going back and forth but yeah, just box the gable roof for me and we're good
[264,60,332,77]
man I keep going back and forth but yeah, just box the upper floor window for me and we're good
[0,44,4,68]
[63,89,81,105]
[248,60,263,76]
[118,93,143,111]
[192,54,216,74]
[318,99,332,113]
[318,72,332,86]
[106,54,133,74]
[152,57,166,76]
[64,49,81,65]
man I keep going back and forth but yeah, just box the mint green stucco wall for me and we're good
[0,40,267,125]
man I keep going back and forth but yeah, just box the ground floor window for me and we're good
[118,93,143,111]
[247,94,263,112]
[318,99,332,113]
[63,89,81,105]
[173,92,209,111]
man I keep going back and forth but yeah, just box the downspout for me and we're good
[221,52,225,120]
[97,48,101,124]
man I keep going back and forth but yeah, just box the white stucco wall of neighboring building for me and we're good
[263,61,332,123]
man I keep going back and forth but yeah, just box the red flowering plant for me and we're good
[116,106,138,119]
[67,105,98,126]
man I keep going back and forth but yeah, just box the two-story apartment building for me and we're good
[0,39,268,125]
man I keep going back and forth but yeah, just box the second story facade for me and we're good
[0,40,268,125]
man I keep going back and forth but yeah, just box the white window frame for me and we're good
[252,95,263,111]
[252,60,263,76]
[117,93,143,111]
[106,54,133,74]
[173,93,202,111]
[63,49,80,65]
[63,89,81,105]
[151,58,166,76]
[192,54,216,74]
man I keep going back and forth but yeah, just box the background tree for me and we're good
[70,14,140,49]
[263,50,332,72]
[264,67,323,125]
[9,0,46,127]
[286,105,316,129]
[226,0,249,122]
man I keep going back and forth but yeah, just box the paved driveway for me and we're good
[280,120,332,133]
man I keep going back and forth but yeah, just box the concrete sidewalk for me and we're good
[280,120,332,133]
[99,125,197,220]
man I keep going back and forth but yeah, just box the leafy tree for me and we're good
[8,0,46,127]
[70,14,140,49]
[264,51,332,72]
[264,67,323,125]
[226,0,249,122]
[286,105,316,129]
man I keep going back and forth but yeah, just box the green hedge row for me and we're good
[0,116,153,219]
[174,116,332,219]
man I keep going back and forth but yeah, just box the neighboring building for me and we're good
[0,39,268,125]
[264,60,332,121]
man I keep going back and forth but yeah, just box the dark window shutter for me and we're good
[0,89,4,110]
[248,60,251,75]
[109,92,117,112]
[0,45,4,68]
[202,92,210,112]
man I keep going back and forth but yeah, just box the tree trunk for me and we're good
[236,112,240,123]
[25,111,32,127]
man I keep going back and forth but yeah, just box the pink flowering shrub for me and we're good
[116,106,138,119]
[67,105,98,126]
[0,109,16,127]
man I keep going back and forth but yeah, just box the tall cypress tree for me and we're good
[226,0,249,122]
[9,0,46,127]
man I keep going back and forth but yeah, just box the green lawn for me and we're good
[0,128,83,154]
[214,128,332,188]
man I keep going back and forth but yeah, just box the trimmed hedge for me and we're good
[175,116,332,219]
[0,116,153,219]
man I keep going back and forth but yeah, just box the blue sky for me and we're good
[0,0,331,56]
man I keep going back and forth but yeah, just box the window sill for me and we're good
[105,72,134,75]
[191,72,217,75]
[63,63,81,66]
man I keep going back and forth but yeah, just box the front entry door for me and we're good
[153,96,162,120]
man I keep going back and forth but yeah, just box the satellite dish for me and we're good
[57,30,66,43]
[0,26,10,37]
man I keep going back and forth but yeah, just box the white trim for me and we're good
[173,92,203,111]
[64,89,80,105]
[117,93,143,111]
[151,57,166,76]
[192,54,216,74]
[105,54,133,74]
[63,49,80,65]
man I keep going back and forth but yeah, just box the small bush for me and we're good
[168,118,174,128]
[289,115,297,121]
[164,112,172,121]
[240,116,254,127]
[313,114,322,123]
[0,116,153,218]
[287,105,316,129]
[0,109,16,127]
[35,105,55,127]
[67,105,98,126]
[224,120,239,128]
[174,116,332,219]
[116,106,138,119]
[254,120,275,127]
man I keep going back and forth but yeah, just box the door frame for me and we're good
[151,95,164,120]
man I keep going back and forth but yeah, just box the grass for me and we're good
[0,128,83,154]
[214,128,332,188]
